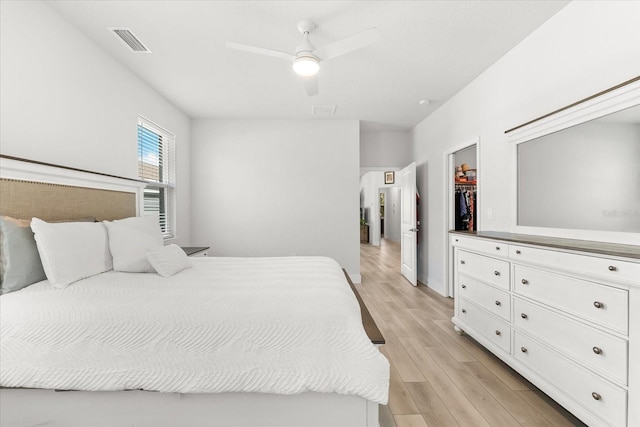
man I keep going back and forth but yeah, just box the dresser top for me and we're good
[449,230,640,260]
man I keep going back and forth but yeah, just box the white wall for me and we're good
[190,119,361,281]
[0,1,191,245]
[360,131,412,172]
[360,173,377,244]
[412,1,640,295]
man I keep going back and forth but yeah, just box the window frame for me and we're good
[137,116,176,239]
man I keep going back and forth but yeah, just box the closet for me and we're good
[453,145,477,231]
[455,183,476,231]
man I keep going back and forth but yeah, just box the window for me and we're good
[137,117,176,239]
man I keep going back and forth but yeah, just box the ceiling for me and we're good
[46,0,569,131]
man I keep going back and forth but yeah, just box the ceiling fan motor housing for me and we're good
[296,38,315,55]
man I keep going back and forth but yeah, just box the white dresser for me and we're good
[451,231,640,427]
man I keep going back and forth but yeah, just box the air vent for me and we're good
[312,105,337,115]
[109,28,151,53]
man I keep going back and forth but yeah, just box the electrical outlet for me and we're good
[487,208,494,220]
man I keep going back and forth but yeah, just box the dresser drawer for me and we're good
[457,250,510,290]
[514,332,627,427]
[514,297,628,385]
[451,235,508,258]
[513,265,628,334]
[458,298,510,353]
[510,244,640,285]
[458,274,510,321]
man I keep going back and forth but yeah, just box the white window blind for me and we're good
[137,117,176,239]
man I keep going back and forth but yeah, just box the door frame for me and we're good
[443,137,480,297]
[360,169,403,247]
[400,162,418,286]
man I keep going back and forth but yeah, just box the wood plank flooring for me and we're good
[356,239,586,427]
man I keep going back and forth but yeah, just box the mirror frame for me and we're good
[506,76,640,245]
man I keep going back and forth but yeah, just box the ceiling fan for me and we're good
[225,20,381,96]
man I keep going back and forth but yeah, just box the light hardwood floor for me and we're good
[356,239,586,427]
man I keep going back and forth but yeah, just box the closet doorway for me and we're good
[444,138,480,297]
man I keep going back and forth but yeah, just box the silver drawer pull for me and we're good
[521,313,528,319]
[494,271,500,276]
[593,346,602,355]
[521,347,527,353]
[461,309,467,314]
[495,246,500,251]
[515,250,521,255]
[495,300,501,306]
[495,330,501,336]
[608,265,617,271]
[593,301,604,309]
[521,279,528,285]
[592,392,601,401]
[461,284,467,289]
[460,260,466,265]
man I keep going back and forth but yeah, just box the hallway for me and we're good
[356,239,585,427]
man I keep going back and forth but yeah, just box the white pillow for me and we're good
[31,218,112,288]
[146,244,192,277]
[104,215,163,272]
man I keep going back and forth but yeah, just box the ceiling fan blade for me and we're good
[304,75,318,96]
[225,41,296,61]
[313,27,381,60]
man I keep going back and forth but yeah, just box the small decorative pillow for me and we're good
[146,244,192,277]
[31,218,112,288]
[103,215,163,272]
[0,216,47,293]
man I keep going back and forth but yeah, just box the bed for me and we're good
[0,155,389,427]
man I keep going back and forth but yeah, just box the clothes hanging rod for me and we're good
[455,183,477,190]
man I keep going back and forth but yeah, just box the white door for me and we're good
[400,162,417,286]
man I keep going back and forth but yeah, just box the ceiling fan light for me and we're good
[293,56,319,76]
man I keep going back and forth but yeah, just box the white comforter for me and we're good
[0,257,389,404]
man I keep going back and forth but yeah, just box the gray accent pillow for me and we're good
[0,216,46,294]
[0,216,98,293]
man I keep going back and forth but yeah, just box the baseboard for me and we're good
[421,277,446,297]
[348,274,362,284]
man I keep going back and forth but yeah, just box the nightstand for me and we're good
[181,246,210,257]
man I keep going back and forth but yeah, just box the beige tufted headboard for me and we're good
[0,178,136,221]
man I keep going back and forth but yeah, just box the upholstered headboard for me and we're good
[0,179,136,221]
[0,155,144,221]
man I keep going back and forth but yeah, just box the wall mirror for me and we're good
[507,77,640,243]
